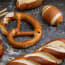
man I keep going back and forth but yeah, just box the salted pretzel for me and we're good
[16,0,43,10]
[0,12,42,48]
[6,38,65,65]
[0,38,4,58]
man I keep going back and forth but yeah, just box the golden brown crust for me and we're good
[35,38,65,59]
[54,15,63,25]
[7,62,27,65]
[7,53,58,65]
[35,38,65,52]
[0,39,4,58]
[41,48,65,59]
[6,38,65,65]
[26,56,58,65]
[42,5,63,25]
[0,12,42,48]
[0,13,15,35]
[42,6,60,24]
[16,0,43,10]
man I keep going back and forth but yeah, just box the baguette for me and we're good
[38,38,65,59]
[7,38,65,65]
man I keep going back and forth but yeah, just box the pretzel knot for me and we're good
[0,12,42,48]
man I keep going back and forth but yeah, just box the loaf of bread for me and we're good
[7,38,65,65]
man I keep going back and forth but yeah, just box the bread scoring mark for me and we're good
[13,59,40,65]
[25,52,58,63]
[45,41,65,53]
[18,0,36,6]
[51,13,62,25]
[5,12,14,17]
[38,47,43,51]
[42,5,52,15]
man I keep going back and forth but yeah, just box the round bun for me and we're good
[42,5,63,25]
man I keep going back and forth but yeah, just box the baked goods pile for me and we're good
[0,0,64,65]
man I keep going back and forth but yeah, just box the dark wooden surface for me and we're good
[0,0,65,65]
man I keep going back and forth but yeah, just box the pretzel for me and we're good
[0,12,42,48]
[16,0,43,10]
[6,38,65,65]
[0,38,4,58]
[0,12,15,35]
[42,5,63,25]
